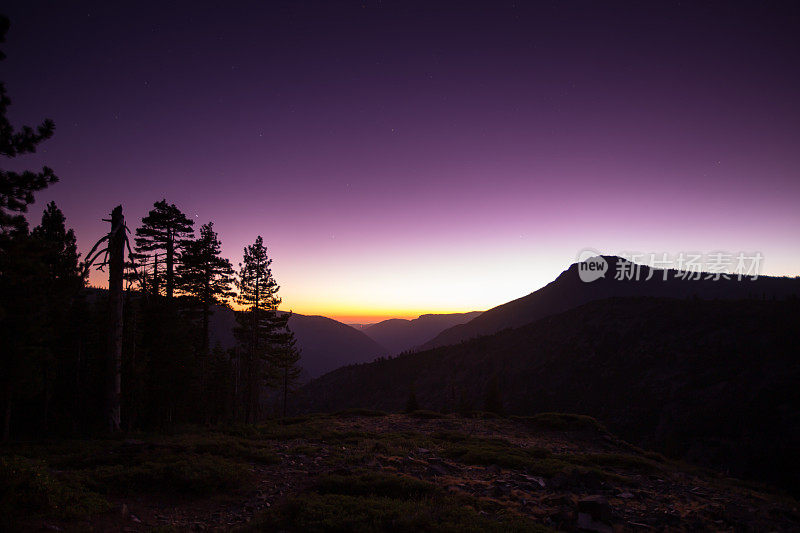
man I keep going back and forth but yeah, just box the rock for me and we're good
[527,475,546,488]
[578,495,613,523]
[577,512,613,533]
[130,514,141,523]
[485,464,501,474]
[618,491,635,499]
[418,447,430,454]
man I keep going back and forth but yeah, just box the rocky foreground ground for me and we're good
[3,411,798,531]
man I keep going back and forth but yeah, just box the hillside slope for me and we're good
[363,311,482,354]
[294,297,800,492]
[422,255,800,349]
[208,306,385,378]
[10,413,800,531]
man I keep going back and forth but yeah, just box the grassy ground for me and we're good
[2,412,798,531]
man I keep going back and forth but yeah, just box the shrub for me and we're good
[82,453,252,495]
[167,434,279,464]
[246,469,552,532]
[443,441,551,470]
[0,455,109,524]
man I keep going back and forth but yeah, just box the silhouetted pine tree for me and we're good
[0,17,62,439]
[234,236,287,423]
[177,222,234,355]
[31,202,83,292]
[30,202,84,433]
[134,200,194,299]
[272,327,301,418]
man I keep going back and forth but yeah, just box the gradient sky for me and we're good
[3,1,799,322]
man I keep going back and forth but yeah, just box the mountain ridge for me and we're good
[362,311,483,354]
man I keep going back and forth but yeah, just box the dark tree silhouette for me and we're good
[106,207,125,432]
[31,202,82,287]
[177,222,234,354]
[0,17,62,440]
[0,230,49,440]
[134,200,194,299]
[82,205,132,433]
[234,236,288,423]
[272,327,301,418]
[31,202,84,432]
[0,16,57,236]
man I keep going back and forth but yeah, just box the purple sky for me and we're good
[3,1,799,321]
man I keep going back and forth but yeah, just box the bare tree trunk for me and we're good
[107,206,125,433]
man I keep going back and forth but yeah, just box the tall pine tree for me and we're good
[31,202,84,433]
[234,236,289,423]
[134,200,194,299]
[0,17,60,439]
[31,202,83,292]
[177,222,234,354]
